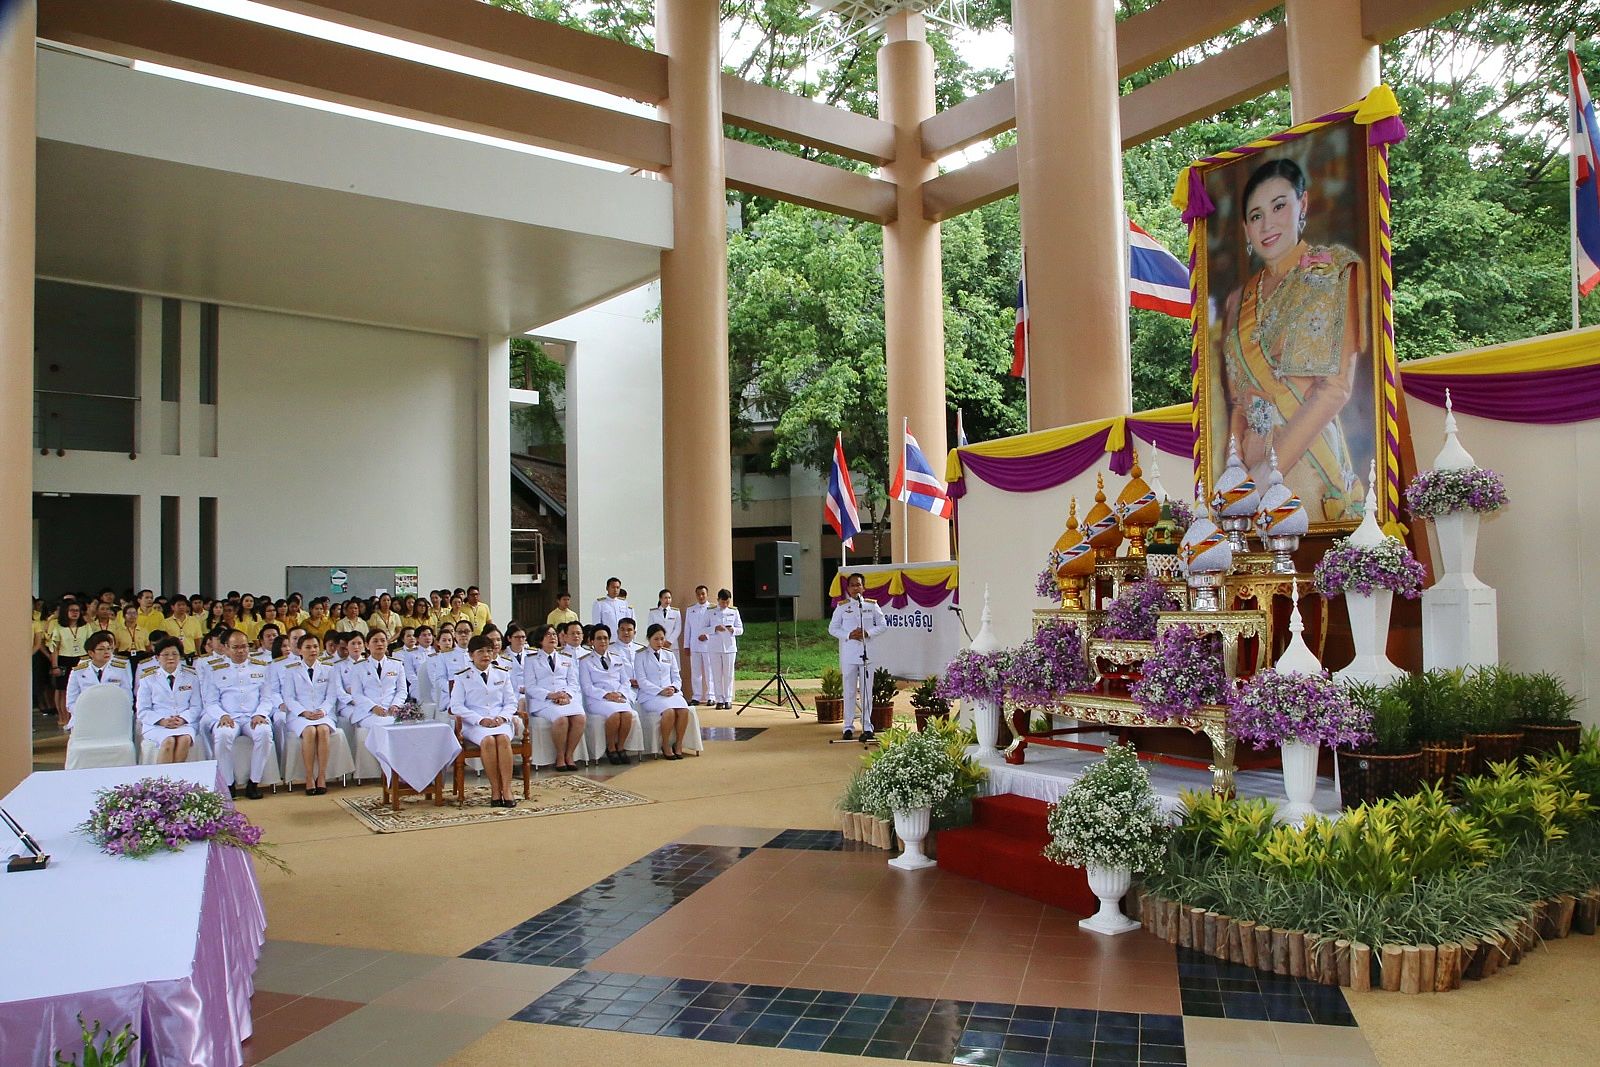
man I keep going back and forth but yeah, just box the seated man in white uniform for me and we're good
[202,628,276,798]
[527,623,585,771]
[136,638,201,763]
[65,630,134,729]
[449,635,521,807]
[613,618,644,682]
[828,572,889,742]
[580,624,639,765]
[279,633,347,795]
[636,623,693,759]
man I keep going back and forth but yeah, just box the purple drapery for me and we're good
[1108,421,1199,475]
[949,429,1111,499]
[1401,365,1600,425]
[837,575,956,610]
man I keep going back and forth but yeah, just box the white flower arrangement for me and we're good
[1042,743,1169,874]
[858,731,959,814]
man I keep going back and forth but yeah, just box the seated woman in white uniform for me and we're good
[580,624,637,765]
[526,623,585,771]
[636,623,692,759]
[136,638,201,763]
[449,635,520,807]
[279,633,345,795]
[65,630,134,728]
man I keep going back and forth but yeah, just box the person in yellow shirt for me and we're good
[302,597,335,641]
[465,586,492,635]
[134,589,165,635]
[111,603,152,663]
[158,599,207,658]
[546,591,579,627]
[32,603,53,718]
[48,601,93,725]
[367,592,402,637]
[335,598,370,635]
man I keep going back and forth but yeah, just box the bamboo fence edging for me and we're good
[839,810,897,850]
[1135,884,1600,994]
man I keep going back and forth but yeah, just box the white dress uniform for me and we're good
[136,664,201,743]
[611,640,644,688]
[580,651,638,718]
[503,648,536,703]
[684,601,712,702]
[526,650,585,723]
[65,657,135,728]
[633,647,690,716]
[647,606,682,651]
[399,645,428,693]
[346,653,408,727]
[279,659,347,737]
[703,605,743,706]
[591,595,631,636]
[828,595,889,732]
[425,649,457,704]
[448,662,518,745]
[203,656,276,784]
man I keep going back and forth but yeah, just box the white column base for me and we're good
[1422,580,1499,671]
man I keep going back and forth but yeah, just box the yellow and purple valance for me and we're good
[828,564,958,608]
[944,405,1191,499]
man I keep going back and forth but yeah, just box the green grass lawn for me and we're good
[734,618,838,679]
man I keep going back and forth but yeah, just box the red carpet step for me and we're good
[936,794,1097,916]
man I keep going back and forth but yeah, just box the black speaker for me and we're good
[754,540,801,599]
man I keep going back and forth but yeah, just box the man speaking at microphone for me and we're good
[828,573,887,742]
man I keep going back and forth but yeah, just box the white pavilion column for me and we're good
[1285,0,1380,121]
[477,336,513,617]
[0,3,37,792]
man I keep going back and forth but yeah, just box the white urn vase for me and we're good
[1080,865,1140,935]
[1334,589,1405,685]
[1432,511,1481,580]
[972,697,1000,752]
[889,806,937,870]
[1278,739,1320,823]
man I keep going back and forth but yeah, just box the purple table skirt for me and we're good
[0,767,267,1067]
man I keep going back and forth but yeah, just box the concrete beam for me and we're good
[1117,0,1281,76]
[38,0,672,171]
[1362,0,1477,43]
[920,79,1015,159]
[922,144,1015,222]
[724,139,897,224]
[271,0,668,103]
[721,75,896,165]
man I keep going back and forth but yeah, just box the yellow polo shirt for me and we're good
[111,621,151,654]
[546,607,579,626]
[158,616,207,655]
[303,616,335,641]
[136,608,166,633]
[466,602,492,634]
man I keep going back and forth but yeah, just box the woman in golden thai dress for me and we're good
[1221,158,1367,523]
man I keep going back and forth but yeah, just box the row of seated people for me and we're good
[64,618,700,806]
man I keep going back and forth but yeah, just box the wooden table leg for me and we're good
[433,771,445,806]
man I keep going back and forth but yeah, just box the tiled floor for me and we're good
[241,831,1377,1065]
[701,726,768,742]
[588,848,1184,1014]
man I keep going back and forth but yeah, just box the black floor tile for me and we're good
[1173,946,1357,1026]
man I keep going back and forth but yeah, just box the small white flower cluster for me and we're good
[1042,743,1168,874]
[859,732,959,814]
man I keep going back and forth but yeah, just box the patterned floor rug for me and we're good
[336,776,654,834]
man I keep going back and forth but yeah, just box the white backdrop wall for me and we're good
[956,441,1194,651]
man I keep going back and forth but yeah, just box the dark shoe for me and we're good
[304,785,316,796]
[860,731,875,744]
[721,702,732,710]
[689,700,701,706]
[670,753,684,761]
[229,785,239,799]
[244,782,263,800]
[557,763,575,772]
[606,750,621,765]
[842,729,854,741]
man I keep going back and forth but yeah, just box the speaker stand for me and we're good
[738,593,803,718]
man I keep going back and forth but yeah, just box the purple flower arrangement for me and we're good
[1312,536,1427,599]
[1404,466,1508,518]
[939,648,1012,705]
[1096,576,1179,641]
[1129,625,1229,721]
[1003,619,1094,707]
[1034,551,1066,599]
[1167,498,1196,532]
[1228,669,1372,750]
[79,776,287,871]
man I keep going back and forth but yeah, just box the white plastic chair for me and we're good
[637,705,706,759]
[225,728,283,790]
[64,688,139,770]
[139,734,208,765]
[414,668,438,720]
[283,726,356,786]
[583,706,644,765]
[527,716,591,769]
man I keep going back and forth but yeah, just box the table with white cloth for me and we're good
[362,720,461,809]
[0,761,266,1067]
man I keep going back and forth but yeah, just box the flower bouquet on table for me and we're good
[1003,619,1094,708]
[1043,742,1168,935]
[1129,625,1229,722]
[1404,466,1508,518]
[1096,575,1180,642]
[938,648,1011,706]
[394,699,427,724]
[79,776,288,872]
[1311,536,1426,599]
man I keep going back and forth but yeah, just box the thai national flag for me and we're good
[824,433,862,549]
[1128,220,1193,317]
[889,423,953,520]
[1010,256,1028,378]
[1572,47,1600,297]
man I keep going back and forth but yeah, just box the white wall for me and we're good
[35,300,484,598]
[541,283,665,608]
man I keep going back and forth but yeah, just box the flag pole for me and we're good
[1572,34,1583,331]
[900,416,910,564]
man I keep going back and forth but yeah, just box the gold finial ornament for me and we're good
[1083,472,1123,560]
[1053,497,1095,609]
[1114,450,1162,558]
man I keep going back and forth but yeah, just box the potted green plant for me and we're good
[910,675,951,732]
[1042,742,1168,935]
[1461,666,1524,773]
[859,729,958,870]
[1395,668,1473,798]
[1336,681,1423,807]
[815,667,844,725]
[1516,672,1583,756]
[871,667,898,731]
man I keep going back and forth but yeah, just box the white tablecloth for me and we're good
[363,721,461,791]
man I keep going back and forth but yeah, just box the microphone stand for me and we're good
[828,595,878,745]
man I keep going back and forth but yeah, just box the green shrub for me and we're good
[54,1016,137,1067]
[1516,671,1580,726]
[1348,681,1415,754]
[1459,757,1592,843]
[1461,665,1519,734]
[871,667,898,706]
[819,667,843,701]
[910,675,951,719]
[1392,668,1468,744]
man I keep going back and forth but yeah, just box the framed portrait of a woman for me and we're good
[1183,94,1405,533]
